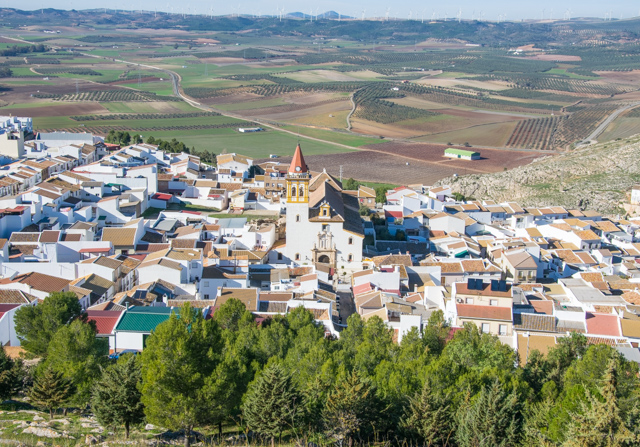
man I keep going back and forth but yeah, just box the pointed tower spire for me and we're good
[288,144,308,174]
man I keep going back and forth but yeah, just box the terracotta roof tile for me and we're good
[585,312,621,337]
[456,303,512,321]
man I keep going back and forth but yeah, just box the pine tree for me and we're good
[400,378,453,446]
[242,363,301,447]
[563,359,637,447]
[28,367,73,420]
[323,370,377,447]
[455,379,522,447]
[140,304,224,447]
[0,346,20,401]
[91,354,144,439]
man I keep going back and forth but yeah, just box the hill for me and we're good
[436,136,640,215]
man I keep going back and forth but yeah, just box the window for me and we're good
[348,254,353,262]
[296,215,300,222]
[204,281,210,287]
[348,237,353,245]
[277,252,283,260]
[489,299,498,306]
[299,186,304,198]
[499,324,507,336]
[322,224,329,232]
[291,186,296,197]
[204,294,209,300]
[481,323,490,334]
[465,297,473,304]
[323,208,328,216]
[295,253,300,261]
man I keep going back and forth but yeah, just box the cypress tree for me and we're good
[28,367,73,420]
[91,354,144,439]
[455,379,522,447]
[242,363,301,447]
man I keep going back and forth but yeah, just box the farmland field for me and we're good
[0,14,638,184]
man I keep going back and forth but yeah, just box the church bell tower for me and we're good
[286,144,310,203]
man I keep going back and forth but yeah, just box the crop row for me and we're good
[471,74,628,95]
[222,74,303,85]
[194,48,294,59]
[38,122,254,134]
[295,51,555,75]
[35,68,102,76]
[551,105,618,149]
[183,87,251,99]
[353,98,438,124]
[69,111,221,121]
[25,58,60,64]
[506,116,562,150]
[33,90,181,102]
[252,82,371,96]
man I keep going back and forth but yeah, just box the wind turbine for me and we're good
[361,9,366,21]
[385,7,390,21]
[457,7,462,23]
[408,10,412,21]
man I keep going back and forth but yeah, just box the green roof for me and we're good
[444,148,480,156]
[115,306,175,332]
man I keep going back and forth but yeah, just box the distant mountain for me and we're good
[286,11,351,20]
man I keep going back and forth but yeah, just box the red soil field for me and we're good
[0,103,107,117]
[260,143,545,185]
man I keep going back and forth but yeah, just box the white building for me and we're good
[283,144,364,269]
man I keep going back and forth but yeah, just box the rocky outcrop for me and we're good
[435,135,640,216]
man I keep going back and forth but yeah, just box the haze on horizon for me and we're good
[13,0,640,22]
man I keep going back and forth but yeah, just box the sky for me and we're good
[21,0,640,22]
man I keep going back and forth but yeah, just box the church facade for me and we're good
[284,144,364,269]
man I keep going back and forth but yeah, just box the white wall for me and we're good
[1,262,77,280]
[114,331,144,352]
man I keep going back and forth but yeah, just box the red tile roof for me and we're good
[78,247,112,253]
[288,144,308,174]
[456,303,512,321]
[353,282,373,296]
[585,312,621,337]
[86,310,123,335]
[152,193,172,201]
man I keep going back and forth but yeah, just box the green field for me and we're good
[280,125,385,148]
[146,128,356,158]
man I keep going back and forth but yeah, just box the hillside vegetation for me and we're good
[437,135,640,215]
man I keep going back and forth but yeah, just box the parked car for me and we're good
[108,349,138,360]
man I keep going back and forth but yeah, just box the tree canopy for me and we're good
[14,291,84,357]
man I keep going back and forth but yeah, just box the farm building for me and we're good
[238,127,264,133]
[444,148,480,160]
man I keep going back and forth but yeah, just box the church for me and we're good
[284,144,364,269]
